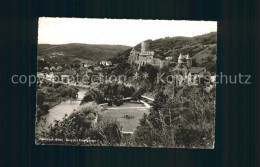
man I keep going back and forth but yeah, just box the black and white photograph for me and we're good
[35,18,217,148]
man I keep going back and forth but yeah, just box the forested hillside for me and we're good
[110,32,217,72]
[38,43,131,66]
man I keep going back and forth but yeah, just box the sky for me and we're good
[38,17,217,47]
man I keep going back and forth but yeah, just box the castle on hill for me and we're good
[128,41,192,69]
[128,41,163,69]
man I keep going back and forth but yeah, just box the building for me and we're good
[46,72,55,80]
[43,67,49,72]
[185,67,208,85]
[165,56,173,60]
[81,63,88,68]
[56,66,62,71]
[100,61,113,66]
[189,67,207,78]
[129,41,163,69]
[50,66,56,71]
[178,53,192,68]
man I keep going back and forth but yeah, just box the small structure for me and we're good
[56,66,62,71]
[178,53,192,68]
[210,75,216,83]
[43,67,49,71]
[189,67,207,78]
[100,61,113,66]
[186,67,207,85]
[46,72,55,80]
[94,66,102,71]
[165,56,173,60]
[50,66,56,71]
[81,62,90,68]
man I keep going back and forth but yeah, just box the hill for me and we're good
[110,32,217,72]
[37,43,131,66]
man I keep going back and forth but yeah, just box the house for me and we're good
[210,75,216,83]
[43,67,49,72]
[100,61,113,66]
[46,72,55,80]
[56,66,62,72]
[165,56,173,60]
[50,66,56,71]
[81,62,90,68]
[189,67,207,78]
[37,72,45,79]
[94,66,102,71]
[43,67,49,70]
[186,67,207,85]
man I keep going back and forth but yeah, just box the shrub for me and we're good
[40,102,50,114]
[92,119,122,145]
[37,91,46,106]
[39,103,122,146]
[80,93,94,105]
[175,127,213,148]
[132,87,146,100]
[45,103,100,139]
[114,95,123,106]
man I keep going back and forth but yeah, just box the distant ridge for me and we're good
[38,43,131,63]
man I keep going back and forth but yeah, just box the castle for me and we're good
[129,41,194,69]
[129,41,163,69]
[128,41,211,86]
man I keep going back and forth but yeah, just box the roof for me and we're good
[178,53,190,59]
[189,67,206,74]
[106,61,112,65]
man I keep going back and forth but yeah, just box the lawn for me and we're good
[99,102,149,132]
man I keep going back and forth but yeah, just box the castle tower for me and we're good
[186,54,192,67]
[178,53,183,64]
[141,41,149,53]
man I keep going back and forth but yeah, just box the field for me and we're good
[99,102,149,132]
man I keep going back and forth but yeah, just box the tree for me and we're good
[41,102,50,114]
[152,91,169,111]
[90,119,122,145]
[80,93,94,105]
[139,64,158,82]
[38,103,122,146]
[46,103,100,139]
[192,60,198,67]
[37,59,49,71]
[133,86,215,148]
[58,85,78,98]
[132,87,146,101]
[114,95,123,106]
[37,91,46,106]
